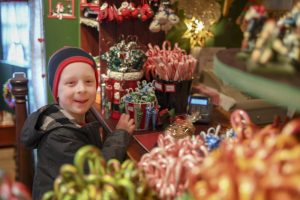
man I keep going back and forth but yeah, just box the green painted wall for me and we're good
[44,0,81,102]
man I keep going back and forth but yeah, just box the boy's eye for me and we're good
[66,81,75,86]
[85,79,95,84]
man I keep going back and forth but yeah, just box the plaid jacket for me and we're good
[21,104,131,200]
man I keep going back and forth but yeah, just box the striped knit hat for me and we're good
[48,47,98,102]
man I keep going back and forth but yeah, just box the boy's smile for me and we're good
[57,62,97,124]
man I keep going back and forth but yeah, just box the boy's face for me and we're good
[57,62,97,122]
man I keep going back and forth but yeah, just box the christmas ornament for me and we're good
[182,17,213,47]
[149,1,179,33]
[101,38,146,73]
[2,79,15,109]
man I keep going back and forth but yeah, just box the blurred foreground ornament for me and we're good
[182,17,213,47]
[43,145,158,200]
[189,111,300,200]
[3,79,15,109]
[0,170,31,200]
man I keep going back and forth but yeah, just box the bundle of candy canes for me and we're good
[143,41,197,81]
[42,146,158,200]
[122,80,156,104]
[189,110,300,200]
[121,80,159,130]
[138,134,208,200]
[199,124,236,151]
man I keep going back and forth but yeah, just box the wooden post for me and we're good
[10,72,33,191]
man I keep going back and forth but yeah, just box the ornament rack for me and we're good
[79,2,100,57]
[98,0,165,74]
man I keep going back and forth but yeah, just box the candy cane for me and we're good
[138,134,207,200]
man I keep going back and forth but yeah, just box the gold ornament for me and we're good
[182,17,213,47]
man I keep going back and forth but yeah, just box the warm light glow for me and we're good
[195,19,205,33]
[186,18,205,33]
[183,17,213,47]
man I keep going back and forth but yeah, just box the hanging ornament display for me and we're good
[149,1,180,33]
[182,17,214,47]
[173,0,221,27]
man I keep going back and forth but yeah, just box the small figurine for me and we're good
[149,2,179,33]
[280,3,300,66]
[241,5,267,51]
[283,31,300,62]
[251,20,287,65]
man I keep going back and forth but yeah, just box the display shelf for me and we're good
[80,17,99,56]
[214,48,300,111]
[80,17,99,31]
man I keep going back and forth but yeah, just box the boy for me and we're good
[21,47,135,200]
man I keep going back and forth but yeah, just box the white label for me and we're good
[165,84,176,92]
[154,81,163,91]
[127,106,134,112]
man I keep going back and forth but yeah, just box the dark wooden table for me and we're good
[91,103,230,161]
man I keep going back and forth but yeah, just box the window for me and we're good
[0,1,30,66]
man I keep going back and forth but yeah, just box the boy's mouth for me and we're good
[74,99,88,103]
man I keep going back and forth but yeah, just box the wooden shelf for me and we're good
[214,48,300,111]
[80,17,99,31]
[80,17,99,56]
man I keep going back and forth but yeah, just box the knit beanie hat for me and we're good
[48,47,98,102]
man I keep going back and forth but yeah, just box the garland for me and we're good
[2,79,15,109]
[101,38,146,73]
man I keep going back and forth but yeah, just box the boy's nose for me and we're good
[76,82,86,92]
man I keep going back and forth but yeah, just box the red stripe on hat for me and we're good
[52,56,98,102]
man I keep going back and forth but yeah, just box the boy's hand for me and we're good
[116,113,135,135]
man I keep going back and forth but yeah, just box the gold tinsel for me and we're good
[172,0,221,26]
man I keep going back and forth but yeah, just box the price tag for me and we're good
[154,81,163,91]
[165,84,176,92]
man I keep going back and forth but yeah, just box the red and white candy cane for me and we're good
[230,109,258,141]
[143,41,197,81]
[138,134,208,200]
[281,118,300,137]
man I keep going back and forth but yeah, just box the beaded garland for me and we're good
[106,69,144,81]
